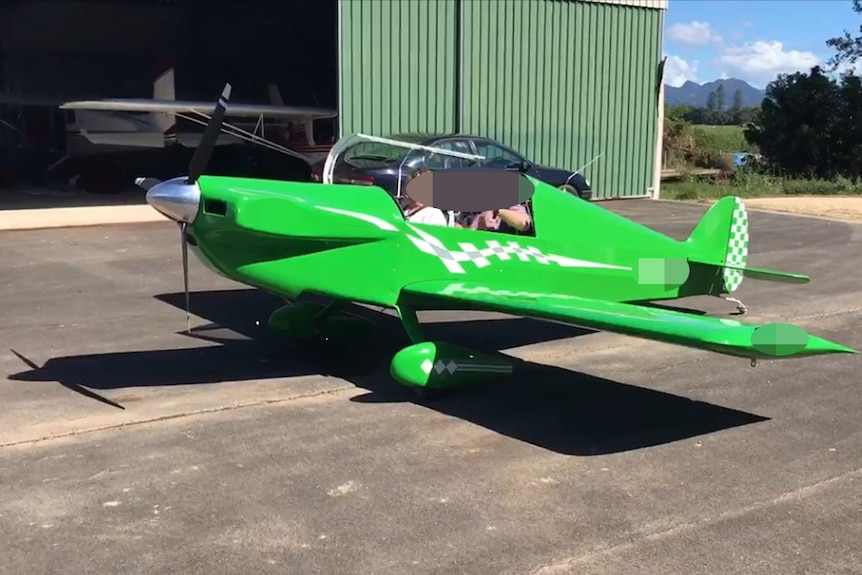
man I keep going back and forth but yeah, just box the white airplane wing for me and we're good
[59,98,338,120]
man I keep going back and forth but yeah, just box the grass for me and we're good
[689,124,753,154]
[664,124,755,172]
[662,172,862,201]
[663,123,862,201]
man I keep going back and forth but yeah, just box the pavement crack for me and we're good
[0,383,355,449]
[524,467,862,574]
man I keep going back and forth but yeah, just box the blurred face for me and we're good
[407,170,429,210]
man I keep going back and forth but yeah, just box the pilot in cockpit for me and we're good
[402,169,449,226]
[463,202,534,235]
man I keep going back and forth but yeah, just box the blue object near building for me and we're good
[733,153,751,167]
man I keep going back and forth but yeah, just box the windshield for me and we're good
[343,141,408,163]
[341,134,438,166]
[321,132,488,204]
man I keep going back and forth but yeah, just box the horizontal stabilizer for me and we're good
[728,263,809,284]
[689,258,810,284]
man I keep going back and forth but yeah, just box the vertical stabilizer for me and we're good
[268,83,315,146]
[267,84,284,106]
[152,67,176,133]
[685,196,750,293]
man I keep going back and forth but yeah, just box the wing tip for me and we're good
[702,322,857,359]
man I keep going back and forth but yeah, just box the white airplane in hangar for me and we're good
[59,67,338,165]
[1,67,338,166]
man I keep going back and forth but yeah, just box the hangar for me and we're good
[0,0,666,201]
[341,0,668,199]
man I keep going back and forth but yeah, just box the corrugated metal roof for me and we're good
[576,0,668,10]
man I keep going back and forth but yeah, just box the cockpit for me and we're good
[320,133,538,237]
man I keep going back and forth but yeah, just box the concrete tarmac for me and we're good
[1,200,860,575]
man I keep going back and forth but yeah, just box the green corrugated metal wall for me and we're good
[338,0,663,199]
[338,0,458,136]
[461,1,663,198]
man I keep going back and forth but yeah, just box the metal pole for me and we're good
[454,0,463,134]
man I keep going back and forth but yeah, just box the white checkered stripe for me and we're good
[404,224,631,274]
[420,358,513,376]
[722,197,749,293]
[459,241,552,266]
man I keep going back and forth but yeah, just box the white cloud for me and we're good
[664,55,699,87]
[666,21,723,46]
[833,61,858,75]
[717,41,819,87]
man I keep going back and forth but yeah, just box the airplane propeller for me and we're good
[180,220,190,332]
[135,83,233,333]
[177,83,231,331]
[187,84,232,185]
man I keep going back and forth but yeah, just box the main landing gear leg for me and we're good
[392,305,514,401]
[395,305,440,401]
[396,305,425,344]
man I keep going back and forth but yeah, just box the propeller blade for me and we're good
[180,222,190,333]
[134,177,162,191]
[186,83,232,185]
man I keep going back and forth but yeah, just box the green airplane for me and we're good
[139,84,856,397]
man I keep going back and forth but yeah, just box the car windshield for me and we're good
[342,134,436,166]
[344,142,407,163]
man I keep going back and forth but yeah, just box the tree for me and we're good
[663,105,692,153]
[744,66,862,178]
[827,0,862,71]
[831,73,862,175]
[729,88,744,124]
[715,84,726,111]
[706,91,718,111]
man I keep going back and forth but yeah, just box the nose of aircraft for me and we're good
[145,177,201,224]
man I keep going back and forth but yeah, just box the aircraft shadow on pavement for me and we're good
[8,288,769,456]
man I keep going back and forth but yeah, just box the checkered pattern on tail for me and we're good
[722,197,749,293]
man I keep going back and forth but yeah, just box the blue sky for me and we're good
[663,0,860,88]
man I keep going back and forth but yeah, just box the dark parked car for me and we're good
[310,133,592,201]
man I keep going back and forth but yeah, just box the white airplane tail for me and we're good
[267,84,285,107]
[268,83,316,147]
[66,67,176,150]
[151,67,176,133]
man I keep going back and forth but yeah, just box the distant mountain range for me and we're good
[665,79,766,109]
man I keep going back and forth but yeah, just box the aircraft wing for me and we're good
[400,280,856,359]
[59,98,338,120]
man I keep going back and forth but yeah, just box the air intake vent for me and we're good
[203,199,228,216]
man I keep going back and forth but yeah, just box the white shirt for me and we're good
[406,206,448,226]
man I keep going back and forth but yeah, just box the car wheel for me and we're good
[559,183,591,201]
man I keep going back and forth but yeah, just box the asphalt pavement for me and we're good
[1,200,860,575]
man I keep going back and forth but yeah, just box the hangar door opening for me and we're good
[0,0,339,198]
